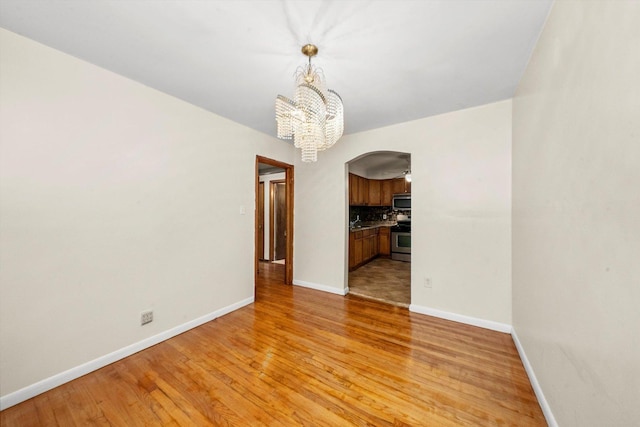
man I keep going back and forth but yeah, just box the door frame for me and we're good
[257,181,265,261]
[269,179,286,261]
[255,156,294,285]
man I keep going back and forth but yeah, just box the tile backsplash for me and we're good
[350,206,409,223]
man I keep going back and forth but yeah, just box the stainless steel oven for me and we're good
[391,220,411,262]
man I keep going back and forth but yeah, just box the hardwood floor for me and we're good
[1,265,545,426]
[257,260,286,285]
[349,257,411,307]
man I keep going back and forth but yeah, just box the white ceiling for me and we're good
[0,0,552,137]
[349,151,411,180]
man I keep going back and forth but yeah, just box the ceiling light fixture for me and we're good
[405,171,412,183]
[275,44,344,162]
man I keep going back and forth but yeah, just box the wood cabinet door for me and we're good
[392,178,407,195]
[349,232,356,269]
[363,236,371,261]
[357,176,369,205]
[381,179,393,206]
[371,235,379,257]
[349,174,358,205]
[354,237,363,266]
[378,227,390,256]
[368,179,381,206]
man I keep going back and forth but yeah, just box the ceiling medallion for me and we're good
[275,44,344,162]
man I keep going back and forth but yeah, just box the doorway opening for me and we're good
[255,156,294,286]
[347,151,411,307]
[270,180,287,263]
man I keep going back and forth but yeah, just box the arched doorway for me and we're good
[347,151,411,307]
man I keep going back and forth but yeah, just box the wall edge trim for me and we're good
[0,296,255,410]
[511,327,558,427]
[409,304,512,333]
[292,280,348,296]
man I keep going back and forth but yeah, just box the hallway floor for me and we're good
[348,257,411,307]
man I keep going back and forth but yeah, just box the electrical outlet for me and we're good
[141,310,153,326]
[424,278,432,289]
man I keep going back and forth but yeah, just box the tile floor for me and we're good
[348,257,411,307]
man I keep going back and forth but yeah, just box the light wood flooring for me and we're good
[1,262,545,426]
[349,257,411,307]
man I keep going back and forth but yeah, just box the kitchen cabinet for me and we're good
[371,233,379,258]
[349,230,364,269]
[357,175,369,205]
[349,173,368,206]
[381,179,393,206]
[349,173,358,206]
[363,235,372,262]
[349,227,383,271]
[378,226,391,256]
[349,175,407,207]
[349,232,355,267]
[368,179,381,206]
[392,177,410,195]
[349,175,394,206]
[354,235,363,267]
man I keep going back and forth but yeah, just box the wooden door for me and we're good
[258,182,265,260]
[273,181,287,260]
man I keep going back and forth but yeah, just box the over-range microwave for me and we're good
[392,193,411,210]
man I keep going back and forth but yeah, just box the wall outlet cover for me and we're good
[141,310,153,325]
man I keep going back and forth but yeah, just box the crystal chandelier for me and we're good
[276,44,344,162]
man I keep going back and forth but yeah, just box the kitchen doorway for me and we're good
[347,151,411,307]
[255,156,294,286]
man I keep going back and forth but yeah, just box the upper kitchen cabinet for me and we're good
[349,173,369,206]
[368,179,381,206]
[349,173,358,205]
[392,177,411,195]
[348,151,411,206]
[357,175,369,205]
[381,179,393,206]
[349,174,410,207]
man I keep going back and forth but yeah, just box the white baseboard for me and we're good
[409,304,512,333]
[0,296,254,410]
[292,280,348,296]
[511,328,558,427]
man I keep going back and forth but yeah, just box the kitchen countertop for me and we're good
[349,222,397,232]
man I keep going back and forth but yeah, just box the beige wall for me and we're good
[0,29,295,397]
[512,1,640,425]
[294,100,512,325]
